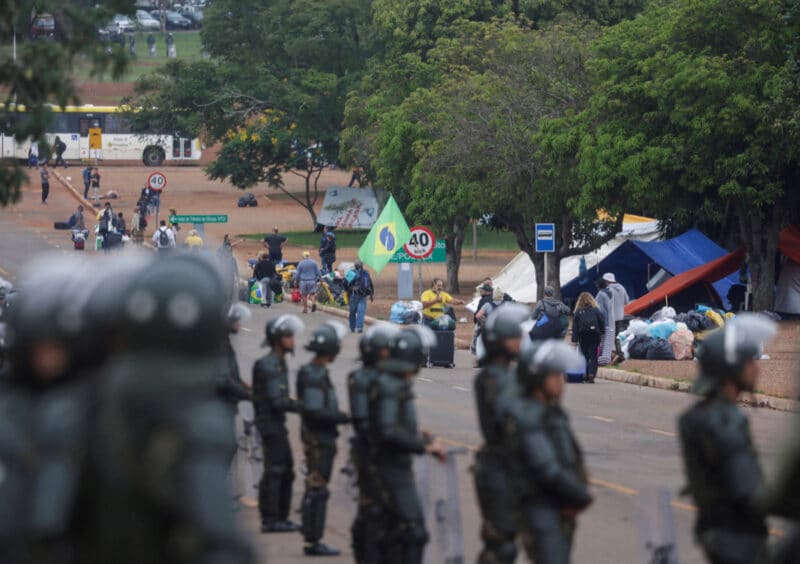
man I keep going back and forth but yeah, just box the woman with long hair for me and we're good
[571,291,605,383]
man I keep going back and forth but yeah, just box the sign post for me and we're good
[403,226,436,297]
[148,172,167,225]
[89,127,102,162]
[535,223,555,290]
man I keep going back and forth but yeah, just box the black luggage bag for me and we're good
[427,330,455,368]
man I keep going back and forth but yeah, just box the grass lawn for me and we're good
[73,30,205,83]
[240,227,521,251]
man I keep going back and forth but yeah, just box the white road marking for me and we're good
[418,377,434,383]
[452,386,470,393]
[647,428,676,437]
[588,415,615,423]
[240,327,253,333]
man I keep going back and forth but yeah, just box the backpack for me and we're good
[158,228,170,247]
[574,308,601,338]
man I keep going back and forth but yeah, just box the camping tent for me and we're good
[776,226,800,315]
[467,215,660,310]
[560,228,740,309]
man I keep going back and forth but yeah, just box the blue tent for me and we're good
[561,228,739,308]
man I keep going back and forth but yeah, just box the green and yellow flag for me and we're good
[358,195,411,274]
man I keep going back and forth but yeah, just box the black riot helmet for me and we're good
[359,323,401,366]
[517,340,581,394]
[379,325,436,375]
[305,321,347,356]
[262,314,304,348]
[118,254,229,354]
[482,303,530,359]
[693,314,777,395]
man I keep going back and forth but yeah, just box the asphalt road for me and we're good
[229,303,796,564]
[1,189,796,563]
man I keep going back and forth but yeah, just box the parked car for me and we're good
[30,13,56,39]
[136,10,161,31]
[179,6,203,29]
[111,14,135,33]
[150,10,193,30]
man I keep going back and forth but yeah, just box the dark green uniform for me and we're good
[297,363,349,546]
[368,371,429,564]
[348,364,383,563]
[474,362,519,564]
[253,351,300,528]
[505,398,591,564]
[678,397,768,564]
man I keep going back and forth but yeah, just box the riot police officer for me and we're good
[504,340,593,564]
[252,313,305,533]
[368,326,447,564]
[348,323,400,563]
[219,304,252,405]
[474,304,530,564]
[678,314,778,564]
[297,321,350,556]
[85,253,253,563]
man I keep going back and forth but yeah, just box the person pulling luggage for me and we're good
[297,321,350,556]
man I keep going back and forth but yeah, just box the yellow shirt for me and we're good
[421,289,452,319]
[185,234,204,249]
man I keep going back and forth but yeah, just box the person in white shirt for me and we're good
[152,220,177,254]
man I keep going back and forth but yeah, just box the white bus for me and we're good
[0,104,202,166]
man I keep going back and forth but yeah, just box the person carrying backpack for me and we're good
[345,260,374,333]
[530,286,571,341]
[571,292,605,383]
[152,220,176,255]
[53,136,68,168]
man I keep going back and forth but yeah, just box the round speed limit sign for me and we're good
[147,171,167,192]
[404,226,436,259]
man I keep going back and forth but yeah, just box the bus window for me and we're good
[105,114,131,134]
[79,117,102,136]
[173,137,181,158]
[184,138,191,157]
[54,114,70,132]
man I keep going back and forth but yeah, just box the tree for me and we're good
[0,0,131,205]
[574,0,800,310]
[125,0,378,226]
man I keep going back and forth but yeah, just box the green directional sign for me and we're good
[170,214,228,224]
[389,240,446,263]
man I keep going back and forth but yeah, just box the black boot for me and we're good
[261,520,301,533]
[304,542,341,556]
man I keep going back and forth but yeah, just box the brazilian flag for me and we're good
[358,195,411,274]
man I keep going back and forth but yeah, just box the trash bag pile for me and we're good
[619,305,736,361]
[390,301,423,325]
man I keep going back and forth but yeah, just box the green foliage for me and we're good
[519,0,649,25]
[0,0,131,205]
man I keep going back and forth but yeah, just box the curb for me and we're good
[52,169,99,214]
[598,367,799,412]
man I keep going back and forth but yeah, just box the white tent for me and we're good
[468,216,661,311]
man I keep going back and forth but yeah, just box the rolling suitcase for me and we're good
[565,354,586,383]
[427,330,455,368]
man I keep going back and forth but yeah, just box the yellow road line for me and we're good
[589,478,638,496]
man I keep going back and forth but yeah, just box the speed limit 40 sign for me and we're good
[404,226,436,259]
[147,171,167,192]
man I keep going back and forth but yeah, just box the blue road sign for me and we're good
[535,223,555,253]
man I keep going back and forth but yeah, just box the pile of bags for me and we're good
[620,305,735,361]
[390,301,423,325]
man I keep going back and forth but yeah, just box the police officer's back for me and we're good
[473,304,529,564]
[504,340,592,564]
[297,321,350,556]
[368,326,447,564]
[348,324,399,563]
[678,315,777,564]
[252,314,304,533]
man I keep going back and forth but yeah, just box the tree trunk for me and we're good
[736,201,780,311]
[304,171,318,228]
[444,218,467,294]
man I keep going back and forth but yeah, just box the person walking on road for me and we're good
[345,260,374,333]
[678,315,778,564]
[90,167,101,203]
[294,251,322,314]
[504,340,593,563]
[571,292,605,383]
[253,315,304,534]
[39,166,50,204]
[603,272,629,362]
[595,278,615,366]
[530,286,571,340]
[254,251,277,308]
[53,135,68,168]
[82,165,92,198]
[367,326,447,564]
[296,322,350,556]
[152,220,176,254]
[474,304,530,564]
[263,227,288,264]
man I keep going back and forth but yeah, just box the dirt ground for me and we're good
[9,162,800,399]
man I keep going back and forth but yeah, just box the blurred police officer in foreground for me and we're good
[252,314,305,533]
[297,321,350,556]
[678,314,777,564]
[219,304,253,461]
[368,326,447,564]
[348,323,400,563]
[474,304,530,564]
[504,340,593,564]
